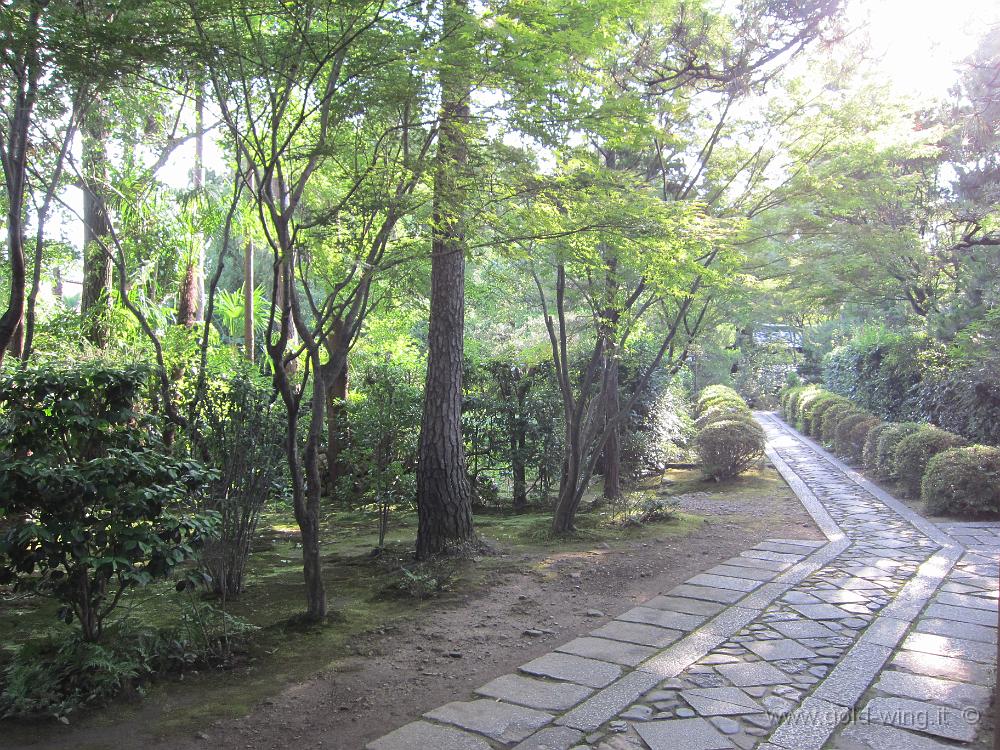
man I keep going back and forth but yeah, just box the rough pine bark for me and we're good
[415,0,476,559]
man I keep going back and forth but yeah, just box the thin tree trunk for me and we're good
[511,379,528,512]
[0,14,42,366]
[80,109,113,347]
[602,354,621,502]
[243,235,254,360]
[325,327,350,497]
[415,0,476,559]
[177,90,205,327]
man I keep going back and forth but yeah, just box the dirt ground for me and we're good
[7,470,822,750]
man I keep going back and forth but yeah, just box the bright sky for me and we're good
[850,0,1000,97]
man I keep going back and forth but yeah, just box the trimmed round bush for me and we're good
[834,414,878,460]
[874,422,922,477]
[862,422,894,470]
[780,385,807,419]
[789,385,821,423]
[894,426,966,497]
[819,403,861,444]
[697,393,746,416]
[695,404,753,431]
[698,384,741,403]
[694,419,766,481]
[922,446,1000,515]
[833,411,878,459]
[805,394,849,437]
[794,388,827,432]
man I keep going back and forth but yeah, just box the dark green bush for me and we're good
[787,385,821,424]
[874,422,923,477]
[794,388,828,431]
[803,392,849,437]
[834,413,878,460]
[874,422,923,476]
[862,422,894,469]
[819,403,861,444]
[823,326,937,419]
[894,426,966,497]
[694,419,765,481]
[0,364,219,642]
[694,403,752,431]
[922,446,1000,515]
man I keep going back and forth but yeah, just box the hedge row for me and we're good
[693,386,765,481]
[780,385,999,515]
[822,325,1000,446]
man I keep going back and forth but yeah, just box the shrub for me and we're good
[836,415,880,462]
[786,385,821,424]
[195,373,285,596]
[819,402,861,444]
[874,422,923,477]
[894,426,966,497]
[0,364,219,642]
[694,403,752,430]
[803,393,848,436]
[823,326,937,419]
[697,393,746,416]
[795,388,828,431]
[922,446,1000,515]
[862,422,895,469]
[694,419,766,481]
[698,384,742,403]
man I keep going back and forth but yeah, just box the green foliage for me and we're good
[834,414,880,462]
[874,422,923,477]
[862,422,893,469]
[0,604,257,721]
[801,392,849,437]
[0,363,219,641]
[695,403,752,431]
[694,420,765,481]
[893,426,966,497]
[819,402,861,444]
[823,326,937,419]
[922,446,1000,516]
[193,371,285,595]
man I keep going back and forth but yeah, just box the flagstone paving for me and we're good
[366,414,998,750]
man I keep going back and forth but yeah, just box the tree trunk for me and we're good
[243,235,254,360]
[325,337,349,497]
[511,381,528,512]
[177,90,205,327]
[81,110,113,347]
[415,0,475,559]
[602,353,621,502]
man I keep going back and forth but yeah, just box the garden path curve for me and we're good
[366,414,998,750]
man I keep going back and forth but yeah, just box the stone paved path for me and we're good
[367,415,998,750]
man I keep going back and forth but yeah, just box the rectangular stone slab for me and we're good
[641,596,726,616]
[889,650,994,686]
[875,670,991,710]
[633,717,735,750]
[916,617,996,644]
[925,602,997,627]
[668,584,746,604]
[474,673,593,712]
[588,620,682,648]
[424,699,553,744]
[860,696,977,742]
[512,726,584,750]
[556,636,656,667]
[686,573,762,592]
[519,652,622,688]
[617,606,705,630]
[366,721,492,750]
[705,564,778,581]
[902,632,997,664]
